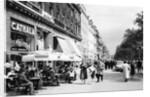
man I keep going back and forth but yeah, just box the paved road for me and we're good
[36,70,143,95]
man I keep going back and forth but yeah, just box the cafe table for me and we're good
[29,77,41,90]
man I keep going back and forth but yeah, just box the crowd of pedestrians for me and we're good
[104,60,116,70]
[73,60,106,84]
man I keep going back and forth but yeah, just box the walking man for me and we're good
[130,61,136,79]
[99,61,105,82]
[95,61,101,82]
[137,60,142,74]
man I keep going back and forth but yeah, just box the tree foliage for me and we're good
[114,11,143,60]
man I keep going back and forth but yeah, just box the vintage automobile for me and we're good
[114,61,124,72]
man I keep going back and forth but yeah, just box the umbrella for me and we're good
[51,52,70,61]
[68,54,82,62]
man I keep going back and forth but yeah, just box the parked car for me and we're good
[114,61,123,72]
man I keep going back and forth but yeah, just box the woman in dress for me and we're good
[130,61,135,79]
[80,62,88,84]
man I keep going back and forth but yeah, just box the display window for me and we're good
[11,32,33,51]
[10,19,35,51]
[36,28,48,50]
[36,31,44,50]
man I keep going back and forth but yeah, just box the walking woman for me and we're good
[80,62,88,84]
[89,64,96,81]
[130,61,135,79]
[95,62,100,82]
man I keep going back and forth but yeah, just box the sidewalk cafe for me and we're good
[5,49,82,95]
[22,50,82,82]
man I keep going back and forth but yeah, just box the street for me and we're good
[35,70,143,95]
[4,1,143,97]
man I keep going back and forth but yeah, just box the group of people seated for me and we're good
[41,66,59,86]
[58,63,77,83]
[5,66,35,95]
[5,62,60,95]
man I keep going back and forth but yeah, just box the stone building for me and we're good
[5,1,82,64]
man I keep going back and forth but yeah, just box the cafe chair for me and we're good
[42,74,59,86]
[14,77,30,95]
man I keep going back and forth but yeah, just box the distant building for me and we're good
[80,5,103,62]
[80,5,90,61]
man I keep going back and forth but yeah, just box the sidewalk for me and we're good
[36,69,143,95]
[5,70,143,96]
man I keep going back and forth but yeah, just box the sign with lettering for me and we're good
[11,21,35,35]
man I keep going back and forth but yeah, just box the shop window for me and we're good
[30,2,43,9]
[49,3,53,15]
[56,5,60,21]
[44,3,49,13]
[75,25,78,35]
[78,25,80,35]
[62,16,65,25]
[71,10,73,17]
[53,37,58,50]
[11,32,31,51]
[36,31,44,50]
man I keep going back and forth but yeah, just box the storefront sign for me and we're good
[11,21,35,35]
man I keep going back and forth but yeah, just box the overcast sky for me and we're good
[84,5,142,55]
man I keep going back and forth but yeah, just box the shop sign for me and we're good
[11,21,35,35]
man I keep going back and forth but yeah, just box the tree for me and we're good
[114,11,143,60]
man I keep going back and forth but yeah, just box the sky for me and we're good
[84,5,142,55]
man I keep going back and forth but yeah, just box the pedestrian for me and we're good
[80,62,88,84]
[68,69,75,83]
[122,61,131,82]
[137,60,142,74]
[64,65,70,83]
[74,65,78,80]
[130,61,135,79]
[89,64,96,81]
[95,61,101,82]
[99,61,105,82]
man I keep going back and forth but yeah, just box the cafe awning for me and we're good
[53,33,82,61]
[56,37,71,54]
[22,53,49,62]
[22,51,71,62]
[68,54,82,62]
[55,35,82,56]
[66,39,82,58]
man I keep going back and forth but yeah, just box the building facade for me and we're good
[80,5,103,62]
[80,5,90,61]
[88,20,98,61]
[5,1,82,64]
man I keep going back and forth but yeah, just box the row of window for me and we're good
[22,2,81,36]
